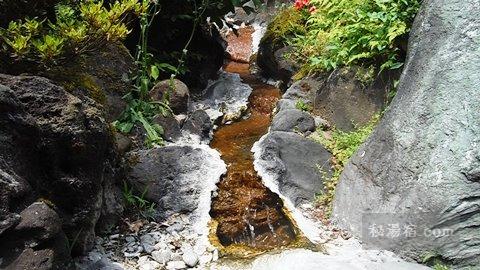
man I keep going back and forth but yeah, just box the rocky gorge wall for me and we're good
[332,0,480,268]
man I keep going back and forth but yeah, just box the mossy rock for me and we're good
[44,43,136,122]
[257,8,305,88]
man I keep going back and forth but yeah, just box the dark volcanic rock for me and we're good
[254,131,332,205]
[181,110,213,141]
[153,114,182,142]
[5,234,71,270]
[283,77,320,104]
[128,146,225,220]
[333,0,480,267]
[271,109,315,134]
[44,43,135,122]
[313,67,396,131]
[14,202,62,242]
[0,75,123,256]
[150,79,190,115]
[0,202,71,270]
[257,43,299,89]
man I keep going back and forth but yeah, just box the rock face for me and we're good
[313,67,396,131]
[182,110,213,142]
[0,75,123,258]
[150,79,190,115]
[128,145,226,220]
[332,0,480,267]
[271,109,315,134]
[152,114,182,142]
[254,131,332,205]
[0,202,71,269]
[44,43,136,122]
[257,44,298,89]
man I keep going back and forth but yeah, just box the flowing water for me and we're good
[209,62,299,255]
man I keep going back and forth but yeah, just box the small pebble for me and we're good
[139,260,160,270]
[212,249,219,261]
[171,252,183,261]
[124,252,140,258]
[125,236,135,243]
[152,249,172,264]
[199,253,213,265]
[166,260,187,270]
[182,250,199,267]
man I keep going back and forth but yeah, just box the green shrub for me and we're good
[0,0,147,65]
[287,0,420,75]
[312,114,380,215]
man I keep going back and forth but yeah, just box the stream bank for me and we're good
[73,14,431,269]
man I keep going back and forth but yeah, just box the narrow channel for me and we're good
[209,61,298,253]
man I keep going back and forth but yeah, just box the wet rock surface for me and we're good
[254,131,332,205]
[181,110,213,143]
[193,71,252,124]
[333,0,480,267]
[224,26,255,63]
[153,114,182,142]
[128,145,225,221]
[0,74,123,259]
[257,38,299,89]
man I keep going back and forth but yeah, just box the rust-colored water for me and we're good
[210,62,298,251]
[225,26,255,63]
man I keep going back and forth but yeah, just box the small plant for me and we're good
[312,114,380,216]
[122,181,157,220]
[66,228,83,255]
[0,0,147,65]
[295,100,312,112]
[422,252,452,270]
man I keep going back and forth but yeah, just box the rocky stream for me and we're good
[1,1,479,270]
[72,13,433,270]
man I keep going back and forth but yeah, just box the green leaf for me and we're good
[150,65,159,80]
[389,61,404,70]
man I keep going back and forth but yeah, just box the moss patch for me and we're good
[78,74,106,105]
[262,7,305,47]
[311,114,380,216]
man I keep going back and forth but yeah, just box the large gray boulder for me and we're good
[128,145,225,220]
[253,131,332,205]
[333,0,480,268]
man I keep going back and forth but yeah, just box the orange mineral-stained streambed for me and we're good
[209,62,303,257]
